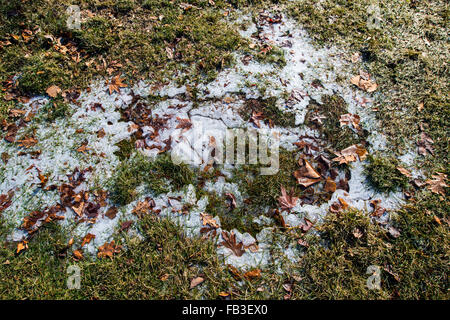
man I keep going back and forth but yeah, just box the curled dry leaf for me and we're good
[97,240,121,259]
[350,75,377,92]
[16,240,28,254]
[225,192,237,209]
[73,249,84,260]
[293,158,321,187]
[425,173,448,196]
[81,233,95,247]
[243,269,261,280]
[417,132,434,156]
[17,136,38,148]
[332,144,367,164]
[176,117,192,132]
[105,206,118,219]
[397,167,412,178]
[200,213,219,229]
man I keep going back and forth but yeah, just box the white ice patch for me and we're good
[0,12,418,272]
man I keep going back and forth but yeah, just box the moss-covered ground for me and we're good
[0,0,448,299]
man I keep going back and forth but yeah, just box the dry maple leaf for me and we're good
[108,75,127,94]
[0,190,14,213]
[350,75,377,92]
[46,85,61,98]
[293,158,321,187]
[221,231,245,257]
[81,233,96,247]
[278,186,298,211]
[105,206,118,219]
[332,144,367,164]
[200,213,219,229]
[425,173,448,196]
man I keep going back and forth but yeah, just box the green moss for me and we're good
[364,153,409,193]
[114,138,137,161]
[232,149,300,209]
[240,96,296,127]
[305,94,364,151]
[73,17,117,54]
[17,54,70,95]
[37,98,71,122]
[109,152,194,205]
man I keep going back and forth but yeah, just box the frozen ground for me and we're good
[0,12,421,271]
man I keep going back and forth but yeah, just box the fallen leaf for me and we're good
[108,75,127,95]
[16,241,28,254]
[46,85,61,98]
[323,177,337,193]
[353,228,363,239]
[81,233,95,247]
[397,167,412,178]
[97,240,122,259]
[105,206,118,219]
[17,137,38,148]
[225,192,237,209]
[250,111,264,128]
[293,158,321,187]
[73,249,84,260]
[243,269,261,280]
[425,173,448,196]
[339,113,361,131]
[332,145,367,164]
[200,213,219,229]
[417,132,434,156]
[176,117,192,132]
[278,186,298,211]
[350,75,377,92]
[190,277,204,289]
[221,231,245,257]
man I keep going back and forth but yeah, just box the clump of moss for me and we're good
[73,17,117,54]
[240,97,296,127]
[200,191,263,236]
[232,149,300,209]
[305,94,364,151]
[38,98,71,122]
[255,45,286,67]
[114,138,137,161]
[17,54,70,95]
[109,152,194,205]
[364,153,409,193]
[294,209,392,299]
